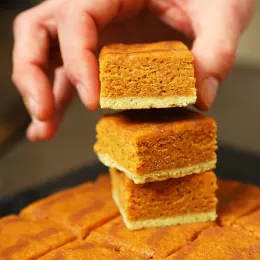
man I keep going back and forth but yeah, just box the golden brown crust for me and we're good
[99,41,196,107]
[88,216,215,259]
[217,180,260,226]
[94,109,217,181]
[0,215,75,260]
[39,239,141,260]
[20,175,119,239]
[110,168,218,221]
[168,226,260,259]
[234,208,260,239]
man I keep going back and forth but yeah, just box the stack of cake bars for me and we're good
[94,41,218,230]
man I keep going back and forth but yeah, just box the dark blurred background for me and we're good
[0,1,259,197]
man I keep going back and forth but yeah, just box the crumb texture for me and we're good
[99,41,196,108]
[94,108,217,180]
[111,169,218,222]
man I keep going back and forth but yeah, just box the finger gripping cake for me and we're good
[94,108,217,184]
[99,41,196,109]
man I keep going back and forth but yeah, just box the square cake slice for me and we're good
[168,226,260,260]
[0,215,75,260]
[20,174,119,239]
[88,216,215,259]
[110,168,218,230]
[94,108,217,184]
[99,41,196,109]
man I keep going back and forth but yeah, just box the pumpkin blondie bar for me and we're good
[110,168,218,230]
[99,41,196,109]
[94,108,217,184]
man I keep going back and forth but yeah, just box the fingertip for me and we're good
[76,81,100,111]
[196,76,219,111]
[26,123,39,142]
[27,119,58,142]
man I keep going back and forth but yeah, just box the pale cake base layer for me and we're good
[97,153,216,184]
[112,190,217,230]
[100,96,197,109]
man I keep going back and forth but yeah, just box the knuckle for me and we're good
[55,1,73,22]
[219,44,236,64]
[13,12,30,32]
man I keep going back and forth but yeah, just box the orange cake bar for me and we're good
[110,168,218,230]
[168,226,260,260]
[0,215,75,260]
[88,216,215,259]
[39,239,142,260]
[217,180,260,226]
[20,174,119,238]
[94,108,217,184]
[234,208,260,239]
[99,41,196,109]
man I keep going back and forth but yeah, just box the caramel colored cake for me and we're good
[168,226,260,259]
[94,108,217,184]
[39,239,141,260]
[88,216,215,259]
[99,41,196,109]
[20,175,119,238]
[234,208,260,239]
[110,168,218,230]
[1,175,260,259]
[217,180,260,226]
[0,215,75,260]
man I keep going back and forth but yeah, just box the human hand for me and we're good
[12,0,254,141]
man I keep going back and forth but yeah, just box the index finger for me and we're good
[55,0,146,110]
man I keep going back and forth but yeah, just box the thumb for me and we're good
[191,0,254,110]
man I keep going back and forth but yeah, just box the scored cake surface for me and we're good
[99,41,196,109]
[20,174,119,239]
[94,108,217,184]
[1,175,260,259]
[88,216,215,259]
[39,239,142,260]
[217,180,260,226]
[168,226,260,260]
[110,168,218,230]
[0,215,75,260]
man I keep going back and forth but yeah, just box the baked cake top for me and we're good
[88,216,214,258]
[39,239,142,259]
[168,226,260,259]
[97,108,216,139]
[0,215,75,259]
[100,41,191,56]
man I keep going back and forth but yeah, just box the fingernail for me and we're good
[24,97,38,119]
[76,83,89,107]
[199,77,219,109]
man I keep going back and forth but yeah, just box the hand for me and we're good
[12,0,254,141]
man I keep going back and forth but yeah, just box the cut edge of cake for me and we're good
[97,153,217,184]
[112,189,217,230]
[100,96,197,109]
